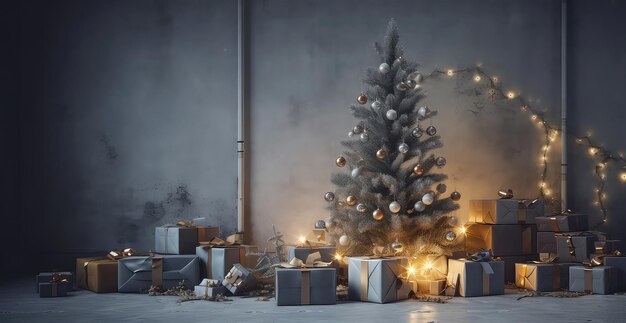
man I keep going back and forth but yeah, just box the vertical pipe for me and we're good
[561,0,568,211]
[237,0,247,236]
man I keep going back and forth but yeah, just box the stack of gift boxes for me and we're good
[37,219,258,298]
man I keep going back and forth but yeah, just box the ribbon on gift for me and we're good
[151,256,164,288]
[370,245,395,258]
[498,189,514,199]
[547,209,576,232]
[107,248,136,261]
[467,249,495,295]
[198,238,254,276]
[516,199,540,224]
[583,250,622,267]
[521,225,533,254]
[223,266,246,289]
[357,257,407,302]
[274,251,332,268]
[48,273,69,297]
[518,263,560,291]
[594,240,621,255]
[558,231,597,261]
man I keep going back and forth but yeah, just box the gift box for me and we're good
[347,257,413,304]
[36,272,74,292]
[39,282,69,298]
[535,214,588,232]
[194,278,230,297]
[196,245,258,280]
[287,246,337,263]
[415,279,446,295]
[222,263,257,295]
[604,257,626,291]
[497,255,538,283]
[275,267,336,305]
[469,199,543,224]
[594,240,622,255]
[197,226,220,243]
[446,258,504,297]
[556,233,598,263]
[118,255,200,293]
[76,257,118,293]
[515,262,576,292]
[465,224,536,256]
[537,232,557,254]
[155,226,198,255]
[569,265,617,294]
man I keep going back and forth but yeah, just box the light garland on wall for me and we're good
[415,65,623,227]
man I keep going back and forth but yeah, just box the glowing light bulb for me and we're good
[333,253,343,261]
[620,172,626,182]
[589,148,598,156]
[540,182,546,188]
[576,138,583,144]
[531,115,538,121]
[506,91,516,99]
[492,76,498,83]
[298,236,306,244]
[407,266,416,276]
[460,226,467,234]
[544,189,551,196]
[447,69,454,76]
[473,75,481,82]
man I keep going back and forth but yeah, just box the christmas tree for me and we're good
[324,19,462,257]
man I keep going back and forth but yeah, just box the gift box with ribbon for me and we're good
[555,232,598,263]
[514,256,577,292]
[275,268,336,306]
[469,199,543,224]
[604,256,626,291]
[594,240,622,255]
[196,237,259,280]
[465,223,536,256]
[497,254,539,283]
[347,257,413,304]
[569,265,617,294]
[155,220,220,255]
[535,213,588,232]
[194,278,230,297]
[117,255,201,293]
[415,279,446,295]
[446,251,504,297]
[222,263,257,296]
[36,272,73,293]
[39,282,69,298]
[76,257,118,293]
[537,231,557,254]
[287,246,337,264]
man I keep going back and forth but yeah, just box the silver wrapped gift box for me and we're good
[117,255,200,293]
[446,258,504,297]
[287,246,337,263]
[194,278,230,297]
[275,267,336,306]
[155,226,198,255]
[222,263,257,295]
[469,199,544,224]
[348,257,413,304]
[569,265,617,294]
[535,213,588,232]
[555,232,598,263]
[515,262,577,292]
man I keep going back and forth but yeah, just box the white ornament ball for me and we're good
[414,201,426,212]
[348,131,354,137]
[351,167,361,178]
[360,132,369,142]
[389,201,401,214]
[386,109,398,120]
[418,106,430,118]
[379,62,390,74]
[448,215,458,226]
[339,234,350,246]
[422,193,434,205]
[371,100,381,109]
[398,143,409,154]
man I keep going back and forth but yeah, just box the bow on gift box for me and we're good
[468,249,494,262]
[583,250,623,267]
[498,189,514,199]
[47,273,69,297]
[107,248,136,261]
[274,251,332,268]
[223,266,246,288]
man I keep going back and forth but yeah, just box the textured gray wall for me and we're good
[248,0,562,245]
[13,0,238,272]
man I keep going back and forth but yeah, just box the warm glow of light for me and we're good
[540,182,546,188]
[298,236,306,244]
[459,226,467,234]
[447,69,454,76]
[424,262,433,270]
[521,105,527,111]
[589,148,598,156]
[531,115,538,121]
[333,253,343,261]
[492,76,498,83]
[473,75,481,82]
[407,266,416,276]
[544,189,551,196]
[620,172,626,182]
[576,138,583,144]
[506,91,516,99]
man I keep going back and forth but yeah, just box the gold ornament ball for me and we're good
[376,149,387,160]
[413,163,424,175]
[346,195,357,206]
[357,94,368,105]
[336,156,346,167]
[391,240,404,253]
[450,191,461,201]
[372,208,384,221]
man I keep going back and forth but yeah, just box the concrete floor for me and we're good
[1,278,625,323]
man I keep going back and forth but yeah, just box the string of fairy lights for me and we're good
[415,65,625,227]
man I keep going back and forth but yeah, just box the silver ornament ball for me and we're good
[356,203,367,213]
[418,106,430,118]
[339,234,350,246]
[398,143,409,154]
[348,131,354,137]
[314,220,326,229]
[414,201,426,212]
[422,193,434,205]
[324,192,335,202]
[353,125,363,134]
[351,167,361,178]
[360,132,369,142]
[412,127,423,138]
[386,109,398,120]
[389,201,401,214]
[445,231,457,242]
[426,125,437,136]
[371,100,381,109]
[379,62,390,74]
[435,156,447,168]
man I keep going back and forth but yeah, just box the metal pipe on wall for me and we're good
[237,0,247,238]
[561,0,568,211]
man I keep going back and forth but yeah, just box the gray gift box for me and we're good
[196,246,246,280]
[515,262,576,292]
[569,265,617,294]
[39,282,69,298]
[194,278,231,297]
[36,272,74,292]
[446,258,504,297]
[469,199,544,224]
[535,214,588,232]
[222,263,257,295]
[155,226,198,255]
[537,232,557,254]
[275,267,336,306]
[347,257,412,304]
[556,233,598,263]
[594,240,622,254]
[287,246,337,263]
[497,255,538,283]
[465,224,536,256]
[117,255,200,293]
[604,257,626,291]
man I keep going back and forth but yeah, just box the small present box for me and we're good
[569,266,617,294]
[36,272,74,292]
[465,224,536,256]
[497,255,539,283]
[196,245,258,280]
[537,232,557,254]
[39,282,69,298]
[222,263,257,296]
[446,258,504,297]
[347,257,413,304]
[117,255,201,293]
[604,257,626,291]
[515,262,576,292]
[415,279,446,295]
[155,226,198,255]
[287,246,337,263]
[194,278,230,297]
[556,233,598,263]
[76,257,118,293]
[594,240,622,255]
[469,199,543,224]
[275,267,336,305]
[535,214,588,232]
